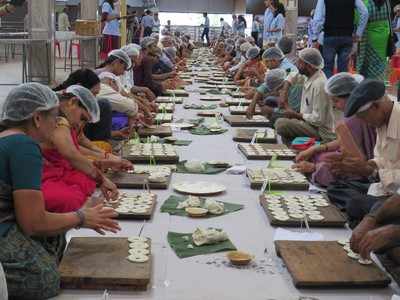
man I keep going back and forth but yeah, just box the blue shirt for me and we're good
[102,2,120,36]
[269,13,285,41]
[312,0,369,40]
[142,15,155,28]
[203,16,210,28]
[263,8,274,41]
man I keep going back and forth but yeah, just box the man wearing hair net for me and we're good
[275,48,336,145]
[325,79,400,262]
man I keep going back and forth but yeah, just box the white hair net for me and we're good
[121,44,141,57]
[1,82,59,122]
[246,46,260,59]
[262,47,284,61]
[264,69,287,92]
[325,72,364,97]
[239,42,252,54]
[298,48,324,69]
[141,37,157,49]
[65,85,100,123]
[108,49,132,70]
[98,71,119,82]
[225,44,235,53]
[164,47,177,59]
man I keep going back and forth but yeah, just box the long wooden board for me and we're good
[224,115,271,127]
[107,172,171,189]
[259,195,346,227]
[275,240,391,288]
[238,143,296,160]
[233,128,277,143]
[60,237,152,291]
[229,106,261,115]
[112,194,157,220]
[247,168,308,190]
[137,126,172,138]
[225,98,251,106]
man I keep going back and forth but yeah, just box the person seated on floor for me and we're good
[41,85,120,213]
[293,73,376,190]
[54,69,132,144]
[246,47,298,117]
[274,48,336,145]
[217,43,235,66]
[234,46,265,87]
[227,41,252,76]
[0,83,119,299]
[326,79,400,228]
[133,37,168,97]
[120,43,157,102]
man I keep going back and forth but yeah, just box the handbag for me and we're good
[385,0,397,57]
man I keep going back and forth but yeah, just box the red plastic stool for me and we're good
[69,41,80,60]
[55,40,61,57]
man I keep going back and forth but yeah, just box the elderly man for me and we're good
[329,79,400,260]
[275,48,336,145]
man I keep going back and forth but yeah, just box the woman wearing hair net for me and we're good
[234,46,265,87]
[40,85,123,214]
[292,73,376,193]
[0,83,120,299]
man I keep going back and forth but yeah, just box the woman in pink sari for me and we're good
[293,73,377,187]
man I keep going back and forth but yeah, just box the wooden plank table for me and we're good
[107,171,171,189]
[238,144,296,160]
[60,237,152,291]
[247,167,308,190]
[229,106,261,115]
[233,128,277,143]
[137,126,173,138]
[259,195,346,227]
[224,115,271,127]
[275,240,391,288]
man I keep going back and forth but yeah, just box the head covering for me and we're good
[65,85,100,123]
[325,73,364,97]
[246,46,260,59]
[161,35,172,43]
[239,42,252,54]
[225,44,235,53]
[246,36,255,44]
[1,82,59,122]
[277,36,294,55]
[264,69,287,92]
[394,4,400,12]
[164,47,177,59]
[262,47,284,61]
[121,44,141,57]
[344,79,386,117]
[108,49,132,70]
[298,48,324,69]
[140,37,157,49]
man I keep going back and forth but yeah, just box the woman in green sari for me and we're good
[356,0,391,80]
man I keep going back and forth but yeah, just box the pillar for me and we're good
[27,0,55,84]
[284,0,298,37]
[120,0,127,47]
[81,0,99,69]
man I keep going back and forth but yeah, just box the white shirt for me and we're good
[102,2,120,36]
[58,12,70,31]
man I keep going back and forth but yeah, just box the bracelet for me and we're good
[75,209,85,229]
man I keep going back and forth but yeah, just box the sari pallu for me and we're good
[356,0,390,80]
[0,181,66,300]
[42,126,96,213]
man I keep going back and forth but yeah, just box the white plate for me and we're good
[173,181,226,195]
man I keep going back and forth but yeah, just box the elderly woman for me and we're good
[0,83,119,299]
[293,73,376,190]
[234,46,264,85]
[41,86,119,213]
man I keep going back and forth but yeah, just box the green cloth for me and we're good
[183,104,217,110]
[190,125,228,135]
[160,195,244,217]
[0,134,43,237]
[167,231,237,258]
[356,0,390,80]
[176,161,229,174]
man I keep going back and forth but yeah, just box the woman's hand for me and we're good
[295,147,316,162]
[100,176,119,201]
[81,204,121,235]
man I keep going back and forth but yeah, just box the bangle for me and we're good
[75,209,85,229]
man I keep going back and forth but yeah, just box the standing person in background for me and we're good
[311,0,369,78]
[153,12,160,34]
[201,12,210,46]
[263,0,274,47]
[128,10,139,43]
[232,15,238,35]
[220,18,231,37]
[58,7,70,31]
[308,9,324,51]
[165,20,172,35]
[237,15,247,36]
[141,9,155,38]
[356,0,390,81]
[268,1,285,42]
[101,0,121,54]
[251,16,262,45]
